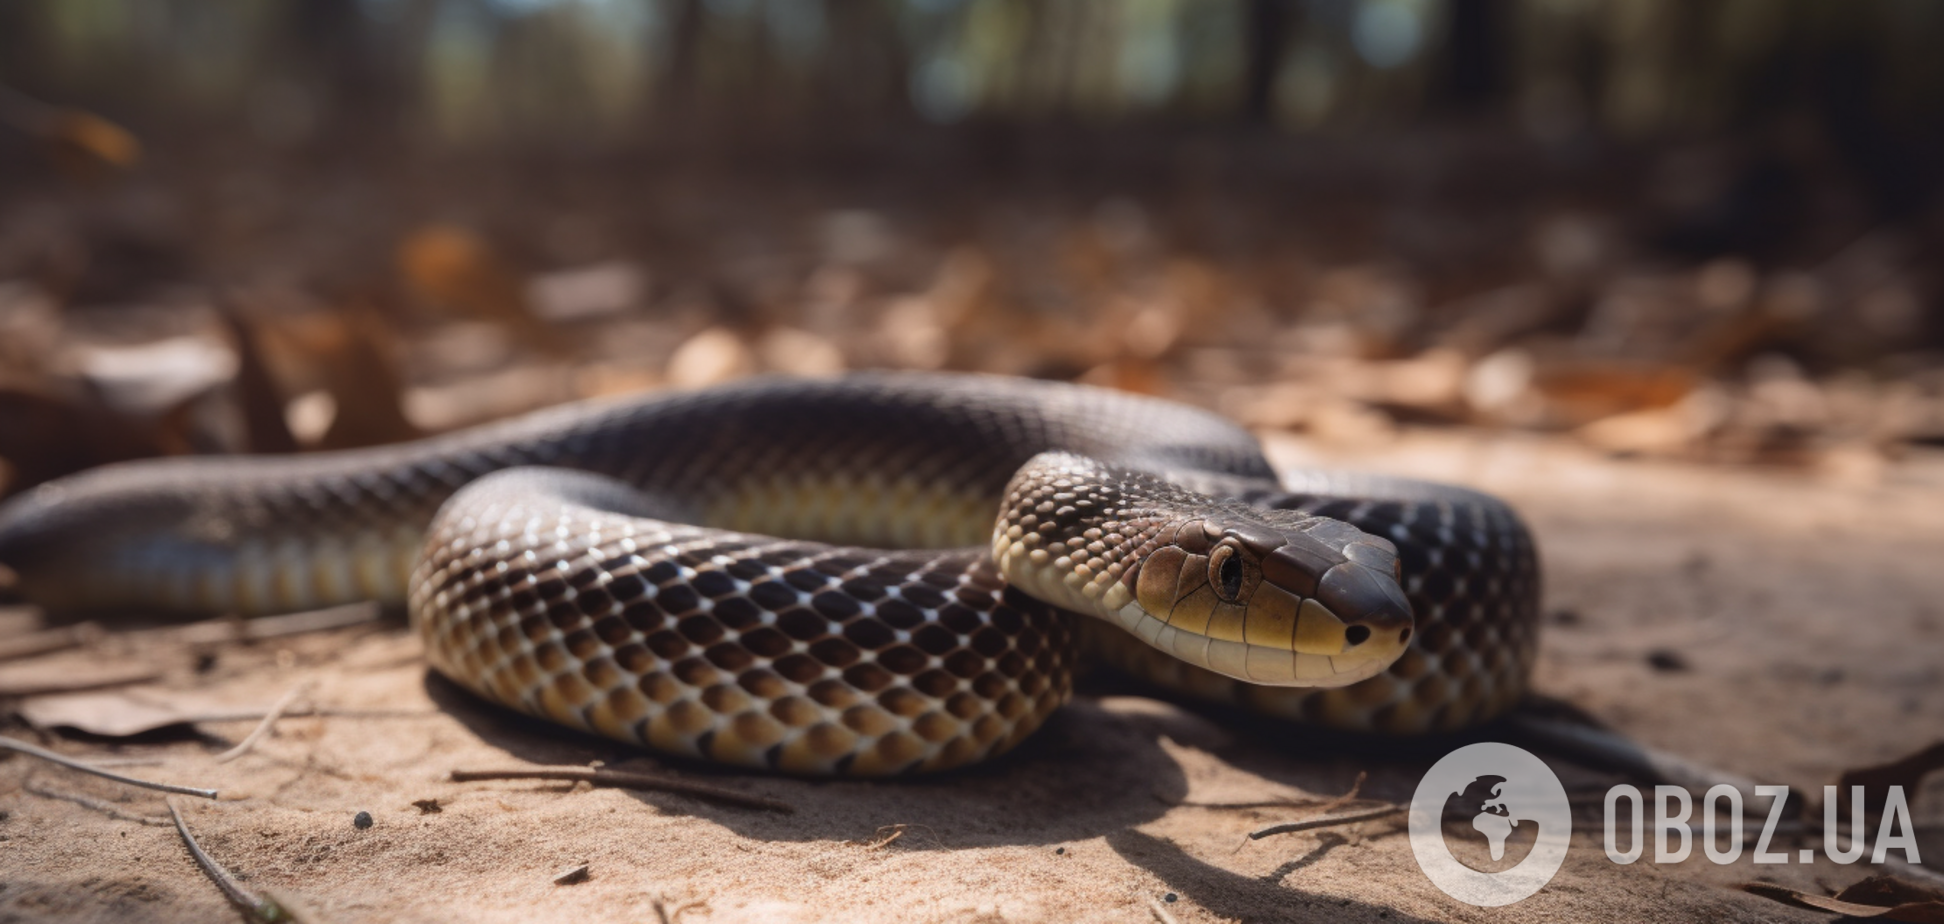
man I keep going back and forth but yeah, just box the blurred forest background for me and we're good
[1,0,1942,499]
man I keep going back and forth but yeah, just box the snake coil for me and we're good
[0,373,1538,776]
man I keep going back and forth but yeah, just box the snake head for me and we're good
[1110,512,1413,688]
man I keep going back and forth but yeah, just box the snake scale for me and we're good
[0,373,1539,776]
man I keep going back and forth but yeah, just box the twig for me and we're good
[1312,771,1366,815]
[0,622,97,662]
[172,602,381,644]
[167,798,293,923]
[1248,804,1404,840]
[213,681,315,764]
[1146,895,1182,924]
[180,706,434,724]
[0,735,217,799]
[449,766,795,814]
[85,756,167,768]
[22,782,172,826]
[0,666,161,697]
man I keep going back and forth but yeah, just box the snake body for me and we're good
[0,374,1538,776]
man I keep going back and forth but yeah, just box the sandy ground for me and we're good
[2,428,1941,923]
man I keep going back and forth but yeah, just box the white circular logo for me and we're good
[1408,742,1571,906]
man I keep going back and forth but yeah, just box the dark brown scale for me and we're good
[943,650,985,679]
[712,596,763,630]
[748,580,799,611]
[644,629,689,660]
[877,645,927,675]
[783,568,832,593]
[775,608,829,641]
[843,619,895,649]
[810,591,861,620]
[912,669,958,697]
[842,663,896,693]
[808,637,862,668]
[875,599,927,630]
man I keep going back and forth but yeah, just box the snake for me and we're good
[0,373,1539,777]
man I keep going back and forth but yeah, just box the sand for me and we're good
[3,428,1941,923]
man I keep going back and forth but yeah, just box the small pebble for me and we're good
[1164,893,1178,903]
[353,811,373,830]
[553,863,591,886]
[1055,847,1065,854]
[1645,649,1689,673]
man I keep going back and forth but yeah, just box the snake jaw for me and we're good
[1107,515,1415,688]
[988,452,1419,690]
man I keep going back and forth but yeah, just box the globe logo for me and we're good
[1409,742,1572,906]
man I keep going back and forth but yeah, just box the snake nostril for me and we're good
[1344,625,1371,647]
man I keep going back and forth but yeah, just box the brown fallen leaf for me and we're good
[665,326,756,388]
[399,224,566,355]
[0,87,140,183]
[242,304,420,448]
[1740,876,1944,923]
[0,622,98,663]
[1840,878,1944,912]
[18,689,243,737]
[0,662,159,697]
[1837,742,1944,820]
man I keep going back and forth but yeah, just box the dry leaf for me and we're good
[1740,878,1944,923]
[1837,743,1944,820]
[667,326,756,388]
[0,662,160,697]
[44,110,141,182]
[400,225,526,321]
[754,327,845,378]
[528,261,647,322]
[399,225,567,354]
[18,689,249,738]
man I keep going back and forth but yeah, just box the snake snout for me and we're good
[1101,515,1415,689]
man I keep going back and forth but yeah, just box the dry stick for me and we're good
[169,601,381,645]
[213,681,315,764]
[0,735,218,799]
[23,782,172,826]
[181,706,435,725]
[166,798,290,924]
[1248,804,1405,840]
[0,622,97,662]
[449,766,795,814]
[1312,771,1366,815]
[1145,896,1183,924]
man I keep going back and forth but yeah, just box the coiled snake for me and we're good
[0,374,1538,776]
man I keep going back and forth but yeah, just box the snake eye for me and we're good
[1210,545,1243,602]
